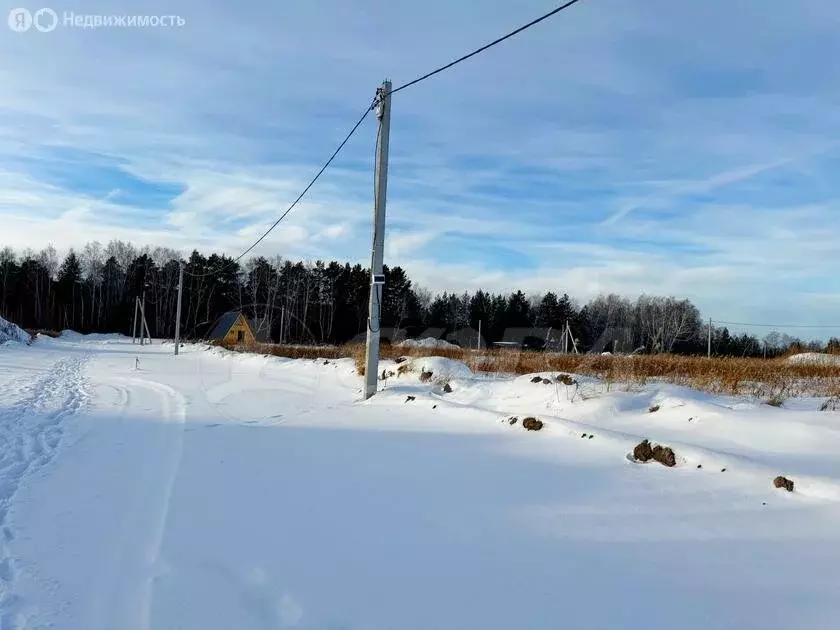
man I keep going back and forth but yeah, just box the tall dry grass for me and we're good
[218,341,840,398]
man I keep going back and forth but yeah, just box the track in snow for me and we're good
[0,352,90,629]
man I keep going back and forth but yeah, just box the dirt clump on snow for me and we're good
[633,440,654,462]
[508,417,519,425]
[633,439,676,467]
[648,404,661,413]
[820,397,840,411]
[530,376,543,383]
[555,374,577,386]
[405,396,415,403]
[443,383,453,393]
[652,445,676,467]
[773,476,794,492]
[522,417,544,431]
[419,370,433,383]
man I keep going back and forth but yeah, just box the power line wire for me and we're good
[713,319,840,330]
[185,0,587,278]
[185,100,375,279]
[389,0,586,96]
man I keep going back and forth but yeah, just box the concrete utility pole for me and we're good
[363,80,392,400]
[132,297,139,343]
[279,306,285,345]
[174,261,185,356]
[707,318,712,358]
[140,291,147,346]
[144,303,152,344]
[563,320,569,354]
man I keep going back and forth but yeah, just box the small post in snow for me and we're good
[135,357,139,371]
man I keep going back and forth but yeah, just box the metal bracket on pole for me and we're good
[363,80,392,400]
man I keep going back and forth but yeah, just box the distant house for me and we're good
[208,311,260,345]
[446,327,480,348]
[415,327,447,341]
[495,326,553,350]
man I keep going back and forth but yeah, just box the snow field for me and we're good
[1,335,840,629]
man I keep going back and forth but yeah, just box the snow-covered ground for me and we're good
[788,352,840,366]
[396,337,459,350]
[2,335,840,629]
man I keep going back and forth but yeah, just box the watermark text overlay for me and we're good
[8,8,185,32]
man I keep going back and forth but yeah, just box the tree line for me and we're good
[1,241,837,358]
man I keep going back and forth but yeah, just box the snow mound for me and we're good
[397,337,459,350]
[404,356,473,381]
[59,330,127,342]
[0,315,31,345]
[787,353,840,366]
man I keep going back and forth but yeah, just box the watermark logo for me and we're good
[34,7,57,31]
[9,7,30,31]
[9,7,61,31]
[8,7,185,32]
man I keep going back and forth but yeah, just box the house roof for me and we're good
[208,311,245,340]
[500,327,551,343]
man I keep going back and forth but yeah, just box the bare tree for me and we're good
[636,295,701,353]
[0,247,14,316]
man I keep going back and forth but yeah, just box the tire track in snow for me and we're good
[134,378,186,630]
[97,377,186,630]
[0,352,91,629]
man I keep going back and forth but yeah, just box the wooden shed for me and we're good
[208,311,256,345]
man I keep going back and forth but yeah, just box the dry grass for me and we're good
[218,341,840,398]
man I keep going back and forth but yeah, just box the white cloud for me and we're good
[0,0,839,328]
[385,231,436,258]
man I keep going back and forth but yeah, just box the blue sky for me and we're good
[1,0,840,333]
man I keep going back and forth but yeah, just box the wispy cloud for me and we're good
[601,157,799,225]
